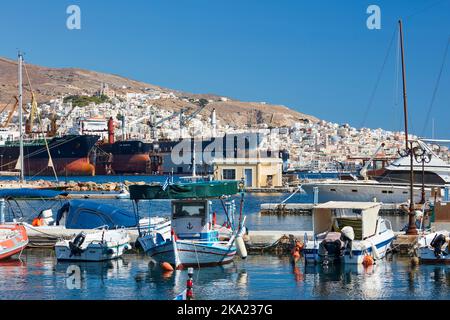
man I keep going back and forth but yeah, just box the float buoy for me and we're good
[236,235,247,259]
[362,254,374,267]
[161,262,174,272]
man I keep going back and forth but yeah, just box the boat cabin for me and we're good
[312,201,385,241]
[171,199,217,241]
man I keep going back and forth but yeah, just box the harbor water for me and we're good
[0,175,439,300]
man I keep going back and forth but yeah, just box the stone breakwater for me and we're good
[0,180,150,192]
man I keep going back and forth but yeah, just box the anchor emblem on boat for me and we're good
[187,222,193,230]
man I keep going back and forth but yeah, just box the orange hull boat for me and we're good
[0,224,28,260]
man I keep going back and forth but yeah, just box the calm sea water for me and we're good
[0,175,435,300]
[2,251,450,300]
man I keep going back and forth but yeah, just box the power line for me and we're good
[420,37,450,137]
[360,28,397,128]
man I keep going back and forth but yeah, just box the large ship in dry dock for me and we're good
[0,134,100,176]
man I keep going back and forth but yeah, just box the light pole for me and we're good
[413,145,432,204]
[399,141,418,235]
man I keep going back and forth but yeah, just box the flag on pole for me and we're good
[162,176,170,191]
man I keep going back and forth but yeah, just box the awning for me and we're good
[129,180,240,200]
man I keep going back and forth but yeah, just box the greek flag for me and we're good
[162,177,170,191]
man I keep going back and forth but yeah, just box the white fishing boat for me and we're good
[132,180,248,268]
[303,201,395,265]
[55,229,131,261]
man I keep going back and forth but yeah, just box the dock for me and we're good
[260,203,406,215]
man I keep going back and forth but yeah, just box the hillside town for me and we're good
[1,83,448,178]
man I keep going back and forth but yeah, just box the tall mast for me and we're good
[399,20,409,150]
[399,20,418,235]
[18,52,25,183]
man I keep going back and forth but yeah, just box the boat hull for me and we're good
[55,231,131,262]
[0,135,99,176]
[302,182,431,204]
[148,240,237,267]
[0,224,28,260]
[304,232,395,265]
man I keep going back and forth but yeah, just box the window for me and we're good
[172,201,206,219]
[223,169,236,180]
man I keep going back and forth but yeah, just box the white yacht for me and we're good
[301,140,450,204]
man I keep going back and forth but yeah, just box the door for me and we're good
[244,169,253,187]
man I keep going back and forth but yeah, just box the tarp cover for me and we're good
[129,180,240,200]
[57,200,138,229]
[0,188,66,199]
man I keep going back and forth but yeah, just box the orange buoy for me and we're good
[362,254,374,267]
[291,247,300,262]
[32,218,43,227]
[161,262,174,272]
[295,241,304,251]
[162,271,173,278]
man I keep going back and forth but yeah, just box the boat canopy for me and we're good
[56,200,138,229]
[312,201,381,240]
[129,180,240,200]
[0,188,67,199]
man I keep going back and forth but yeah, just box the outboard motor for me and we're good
[430,233,447,258]
[69,232,87,257]
[340,226,355,258]
[319,232,344,264]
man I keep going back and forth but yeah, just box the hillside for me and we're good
[0,56,318,127]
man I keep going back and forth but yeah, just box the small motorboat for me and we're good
[55,229,132,261]
[303,201,395,265]
[417,231,450,263]
[0,224,28,260]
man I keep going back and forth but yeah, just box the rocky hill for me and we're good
[0,56,318,127]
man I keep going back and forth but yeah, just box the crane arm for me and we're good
[2,96,19,128]
[359,142,385,180]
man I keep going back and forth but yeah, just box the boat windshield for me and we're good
[172,201,207,219]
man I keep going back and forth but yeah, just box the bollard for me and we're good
[186,267,194,300]
[313,187,319,205]
[0,198,5,224]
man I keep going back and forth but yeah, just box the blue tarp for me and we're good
[57,200,138,229]
[0,188,66,199]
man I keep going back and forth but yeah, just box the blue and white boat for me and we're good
[132,180,248,268]
[303,201,395,265]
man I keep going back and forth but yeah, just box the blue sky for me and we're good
[1,0,449,138]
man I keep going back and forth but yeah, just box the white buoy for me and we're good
[235,235,247,259]
[369,241,380,260]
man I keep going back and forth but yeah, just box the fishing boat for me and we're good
[131,180,248,268]
[302,201,395,265]
[55,229,131,261]
[0,224,28,260]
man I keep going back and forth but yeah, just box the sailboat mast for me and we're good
[399,20,409,150]
[18,52,25,183]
